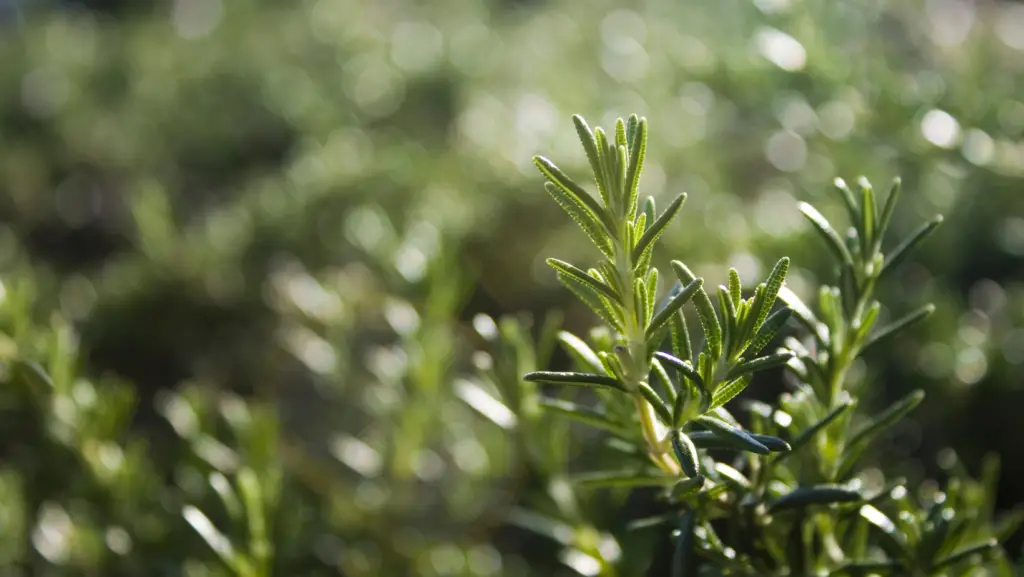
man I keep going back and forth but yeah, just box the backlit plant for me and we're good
[524,114,1022,576]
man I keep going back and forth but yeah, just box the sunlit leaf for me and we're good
[695,416,769,455]
[799,202,854,267]
[524,371,627,392]
[672,261,721,359]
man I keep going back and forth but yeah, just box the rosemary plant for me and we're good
[525,113,793,494]
[524,114,1022,576]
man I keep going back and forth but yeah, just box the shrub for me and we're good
[517,113,1022,576]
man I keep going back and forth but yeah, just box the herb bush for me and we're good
[515,113,1022,575]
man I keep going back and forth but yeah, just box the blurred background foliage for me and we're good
[0,0,1022,574]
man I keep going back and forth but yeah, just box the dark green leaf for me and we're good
[752,434,791,452]
[654,351,706,393]
[671,512,695,577]
[995,507,1024,543]
[930,539,999,572]
[880,216,943,277]
[524,371,627,392]
[647,278,703,341]
[829,561,904,576]
[916,509,955,567]
[770,485,862,512]
[688,430,790,453]
[846,389,924,450]
[671,429,700,478]
[860,304,934,352]
[838,390,924,478]
[778,399,855,459]
[748,307,792,355]
[695,416,769,455]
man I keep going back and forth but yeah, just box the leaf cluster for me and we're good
[521,115,1022,576]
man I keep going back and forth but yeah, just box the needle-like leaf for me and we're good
[880,216,943,277]
[671,429,701,478]
[524,371,627,392]
[543,182,616,258]
[695,416,770,455]
[573,114,611,208]
[632,192,686,262]
[726,351,794,380]
[624,117,647,220]
[861,303,934,352]
[547,258,621,302]
[799,202,854,267]
[647,278,703,341]
[874,177,901,254]
[672,261,722,359]
[770,485,862,512]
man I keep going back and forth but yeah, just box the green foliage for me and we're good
[524,115,1022,576]
[525,115,793,486]
[1,1,1023,575]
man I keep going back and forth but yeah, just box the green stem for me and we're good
[615,222,678,474]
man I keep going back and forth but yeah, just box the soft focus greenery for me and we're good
[0,0,1022,575]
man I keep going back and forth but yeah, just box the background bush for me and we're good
[0,0,1021,574]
